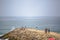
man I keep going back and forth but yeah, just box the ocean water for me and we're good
[0,16,60,35]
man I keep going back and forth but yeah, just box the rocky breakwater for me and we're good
[0,28,60,40]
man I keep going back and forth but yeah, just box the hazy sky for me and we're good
[0,0,60,17]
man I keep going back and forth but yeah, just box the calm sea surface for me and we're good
[0,16,60,34]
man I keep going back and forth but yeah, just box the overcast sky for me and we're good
[0,0,60,17]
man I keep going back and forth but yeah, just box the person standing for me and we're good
[48,28,50,33]
[45,28,48,34]
[45,28,50,34]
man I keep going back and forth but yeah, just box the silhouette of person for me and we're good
[45,28,48,34]
[48,28,50,33]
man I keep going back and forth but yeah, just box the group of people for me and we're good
[21,26,51,34]
[45,28,50,34]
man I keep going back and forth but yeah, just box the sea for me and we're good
[0,16,60,35]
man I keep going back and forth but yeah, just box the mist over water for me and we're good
[0,16,60,34]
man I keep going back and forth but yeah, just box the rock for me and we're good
[1,28,60,40]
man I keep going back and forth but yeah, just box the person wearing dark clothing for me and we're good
[45,28,50,34]
[45,28,48,34]
[48,28,50,33]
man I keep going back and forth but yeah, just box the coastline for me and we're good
[0,28,60,40]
